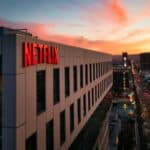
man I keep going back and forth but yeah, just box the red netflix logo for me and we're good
[23,42,59,67]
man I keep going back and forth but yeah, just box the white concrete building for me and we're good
[0,27,113,150]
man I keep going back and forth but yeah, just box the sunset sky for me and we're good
[0,0,150,54]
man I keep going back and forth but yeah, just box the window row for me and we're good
[27,73,112,149]
[37,62,112,114]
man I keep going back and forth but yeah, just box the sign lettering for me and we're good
[23,42,59,67]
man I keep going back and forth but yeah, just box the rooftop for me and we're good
[0,26,32,36]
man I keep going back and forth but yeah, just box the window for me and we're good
[95,86,97,102]
[46,120,54,150]
[97,84,99,99]
[77,98,81,123]
[70,103,74,133]
[85,64,88,85]
[98,83,100,98]
[73,66,77,92]
[100,63,102,76]
[53,69,60,104]
[103,62,105,74]
[90,64,92,82]
[100,82,102,96]
[80,65,83,88]
[88,91,91,111]
[60,110,66,145]
[83,94,86,116]
[102,63,103,75]
[93,64,95,80]
[65,67,70,97]
[102,80,104,92]
[96,63,98,79]
[92,88,94,106]
[37,71,46,114]
[26,133,37,150]
[99,63,100,78]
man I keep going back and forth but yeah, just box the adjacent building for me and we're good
[140,52,150,72]
[0,27,113,150]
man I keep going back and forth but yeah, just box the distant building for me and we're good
[122,52,131,68]
[113,67,129,94]
[112,52,131,95]
[0,27,113,150]
[140,53,150,72]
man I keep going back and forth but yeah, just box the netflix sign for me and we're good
[23,42,59,67]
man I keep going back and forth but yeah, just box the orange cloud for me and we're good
[0,18,55,38]
[106,0,128,25]
[0,18,149,55]
[47,33,149,55]
[83,0,128,26]
[117,28,150,42]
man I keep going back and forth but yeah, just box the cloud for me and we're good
[0,18,149,54]
[0,18,55,38]
[83,0,128,26]
[117,28,150,43]
[106,0,128,25]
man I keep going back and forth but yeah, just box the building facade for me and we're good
[0,27,113,150]
[140,52,150,72]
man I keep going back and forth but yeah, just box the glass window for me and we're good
[83,94,86,116]
[95,86,97,102]
[93,64,95,80]
[70,103,74,133]
[77,98,81,123]
[53,69,60,104]
[80,65,83,88]
[96,63,98,79]
[88,91,91,111]
[90,64,92,82]
[46,120,54,150]
[26,133,37,150]
[65,67,70,97]
[92,88,94,106]
[60,110,66,145]
[73,66,77,92]
[37,70,46,114]
[85,64,88,85]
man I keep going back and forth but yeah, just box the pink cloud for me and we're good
[113,28,150,43]
[106,0,128,25]
[0,18,149,55]
[83,0,128,26]
[0,18,55,38]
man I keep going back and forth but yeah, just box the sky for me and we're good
[0,0,150,54]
